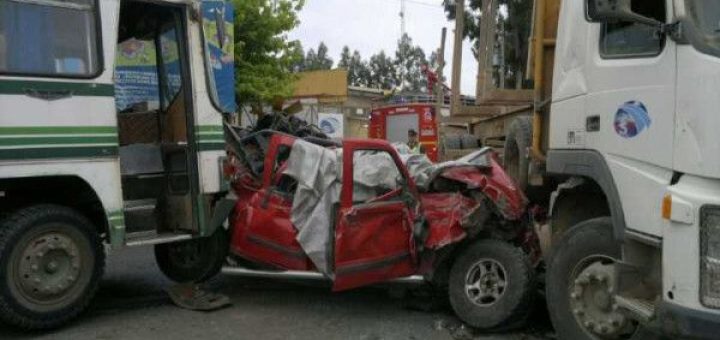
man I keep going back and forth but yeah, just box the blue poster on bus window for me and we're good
[114,39,160,112]
[202,0,236,113]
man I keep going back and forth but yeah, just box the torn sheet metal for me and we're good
[283,139,342,276]
[396,147,527,221]
[421,193,475,249]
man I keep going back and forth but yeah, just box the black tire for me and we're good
[546,218,640,340]
[449,239,535,330]
[460,134,479,150]
[155,228,228,283]
[443,135,462,150]
[503,116,532,191]
[0,205,105,330]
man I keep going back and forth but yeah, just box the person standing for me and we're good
[406,129,425,154]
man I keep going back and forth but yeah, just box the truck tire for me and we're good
[503,116,532,191]
[155,229,228,283]
[448,239,535,330]
[0,205,104,330]
[546,218,639,339]
[460,134,479,149]
[443,135,462,150]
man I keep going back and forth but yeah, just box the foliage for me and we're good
[442,0,533,88]
[302,42,334,71]
[234,0,305,110]
[395,34,428,92]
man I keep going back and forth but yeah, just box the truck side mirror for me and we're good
[586,0,663,27]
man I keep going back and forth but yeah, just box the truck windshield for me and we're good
[685,0,720,57]
[201,0,236,113]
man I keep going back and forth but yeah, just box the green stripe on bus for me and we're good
[0,146,118,160]
[198,143,225,151]
[0,136,118,146]
[197,125,223,132]
[0,126,117,135]
[0,80,115,97]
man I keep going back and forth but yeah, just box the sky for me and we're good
[288,0,479,96]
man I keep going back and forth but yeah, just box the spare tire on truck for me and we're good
[460,134,479,149]
[448,239,535,330]
[0,205,105,330]
[503,116,532,191]
[443,134,462,150]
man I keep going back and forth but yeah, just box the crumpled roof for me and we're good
[392,143,493,191]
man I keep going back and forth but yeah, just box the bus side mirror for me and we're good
[586,0,663,27]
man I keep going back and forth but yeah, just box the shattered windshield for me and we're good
[685,0,720,57]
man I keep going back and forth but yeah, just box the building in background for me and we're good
[289,70,386,138]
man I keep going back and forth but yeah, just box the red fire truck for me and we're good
[369,101,439,162]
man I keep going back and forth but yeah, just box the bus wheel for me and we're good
[155,229,228,283]
[0,205,104,330]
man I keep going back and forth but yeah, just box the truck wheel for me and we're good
[546,218,639,339]
[449,239,535,330]
[503,116,532,191]
[155,229,228,283]
[0,205,104,330]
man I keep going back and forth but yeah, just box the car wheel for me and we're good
[449,239,535,330]
[155,229,228,283]
[0,205,104,330]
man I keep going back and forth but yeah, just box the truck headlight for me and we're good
[701,206,720,309]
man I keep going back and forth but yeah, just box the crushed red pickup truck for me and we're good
[184,117,542,330]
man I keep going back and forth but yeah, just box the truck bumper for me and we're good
[656,302,720,339]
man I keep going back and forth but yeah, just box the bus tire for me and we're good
[0,205,104,330]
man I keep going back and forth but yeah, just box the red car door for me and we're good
[230,134,311,270]
[333,141,418,291]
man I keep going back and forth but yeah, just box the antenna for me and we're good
[400,0,406,38]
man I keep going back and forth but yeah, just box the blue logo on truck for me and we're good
[614,101,651,138]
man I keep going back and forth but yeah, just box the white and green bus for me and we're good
[0,0,236,329]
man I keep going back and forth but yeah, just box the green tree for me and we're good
[234,0,305,113]
[304,42,334,70]
[443,0,532,88]
[395,34,428,93]
[338,46,371,87]
[368,51,398,90]
[338,46,352,69]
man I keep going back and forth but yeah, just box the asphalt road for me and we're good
[0,247,554,340]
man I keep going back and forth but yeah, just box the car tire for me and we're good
[0,205,105,330]
[449,239,535,330]
[546,217,641,340]
[155,228,228,283]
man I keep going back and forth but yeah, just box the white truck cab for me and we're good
[0,0,235,329]
[542,0,720,338]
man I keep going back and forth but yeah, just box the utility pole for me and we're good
[436,27,447,160]
[451,0,464,116]
[399,0,406,90]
